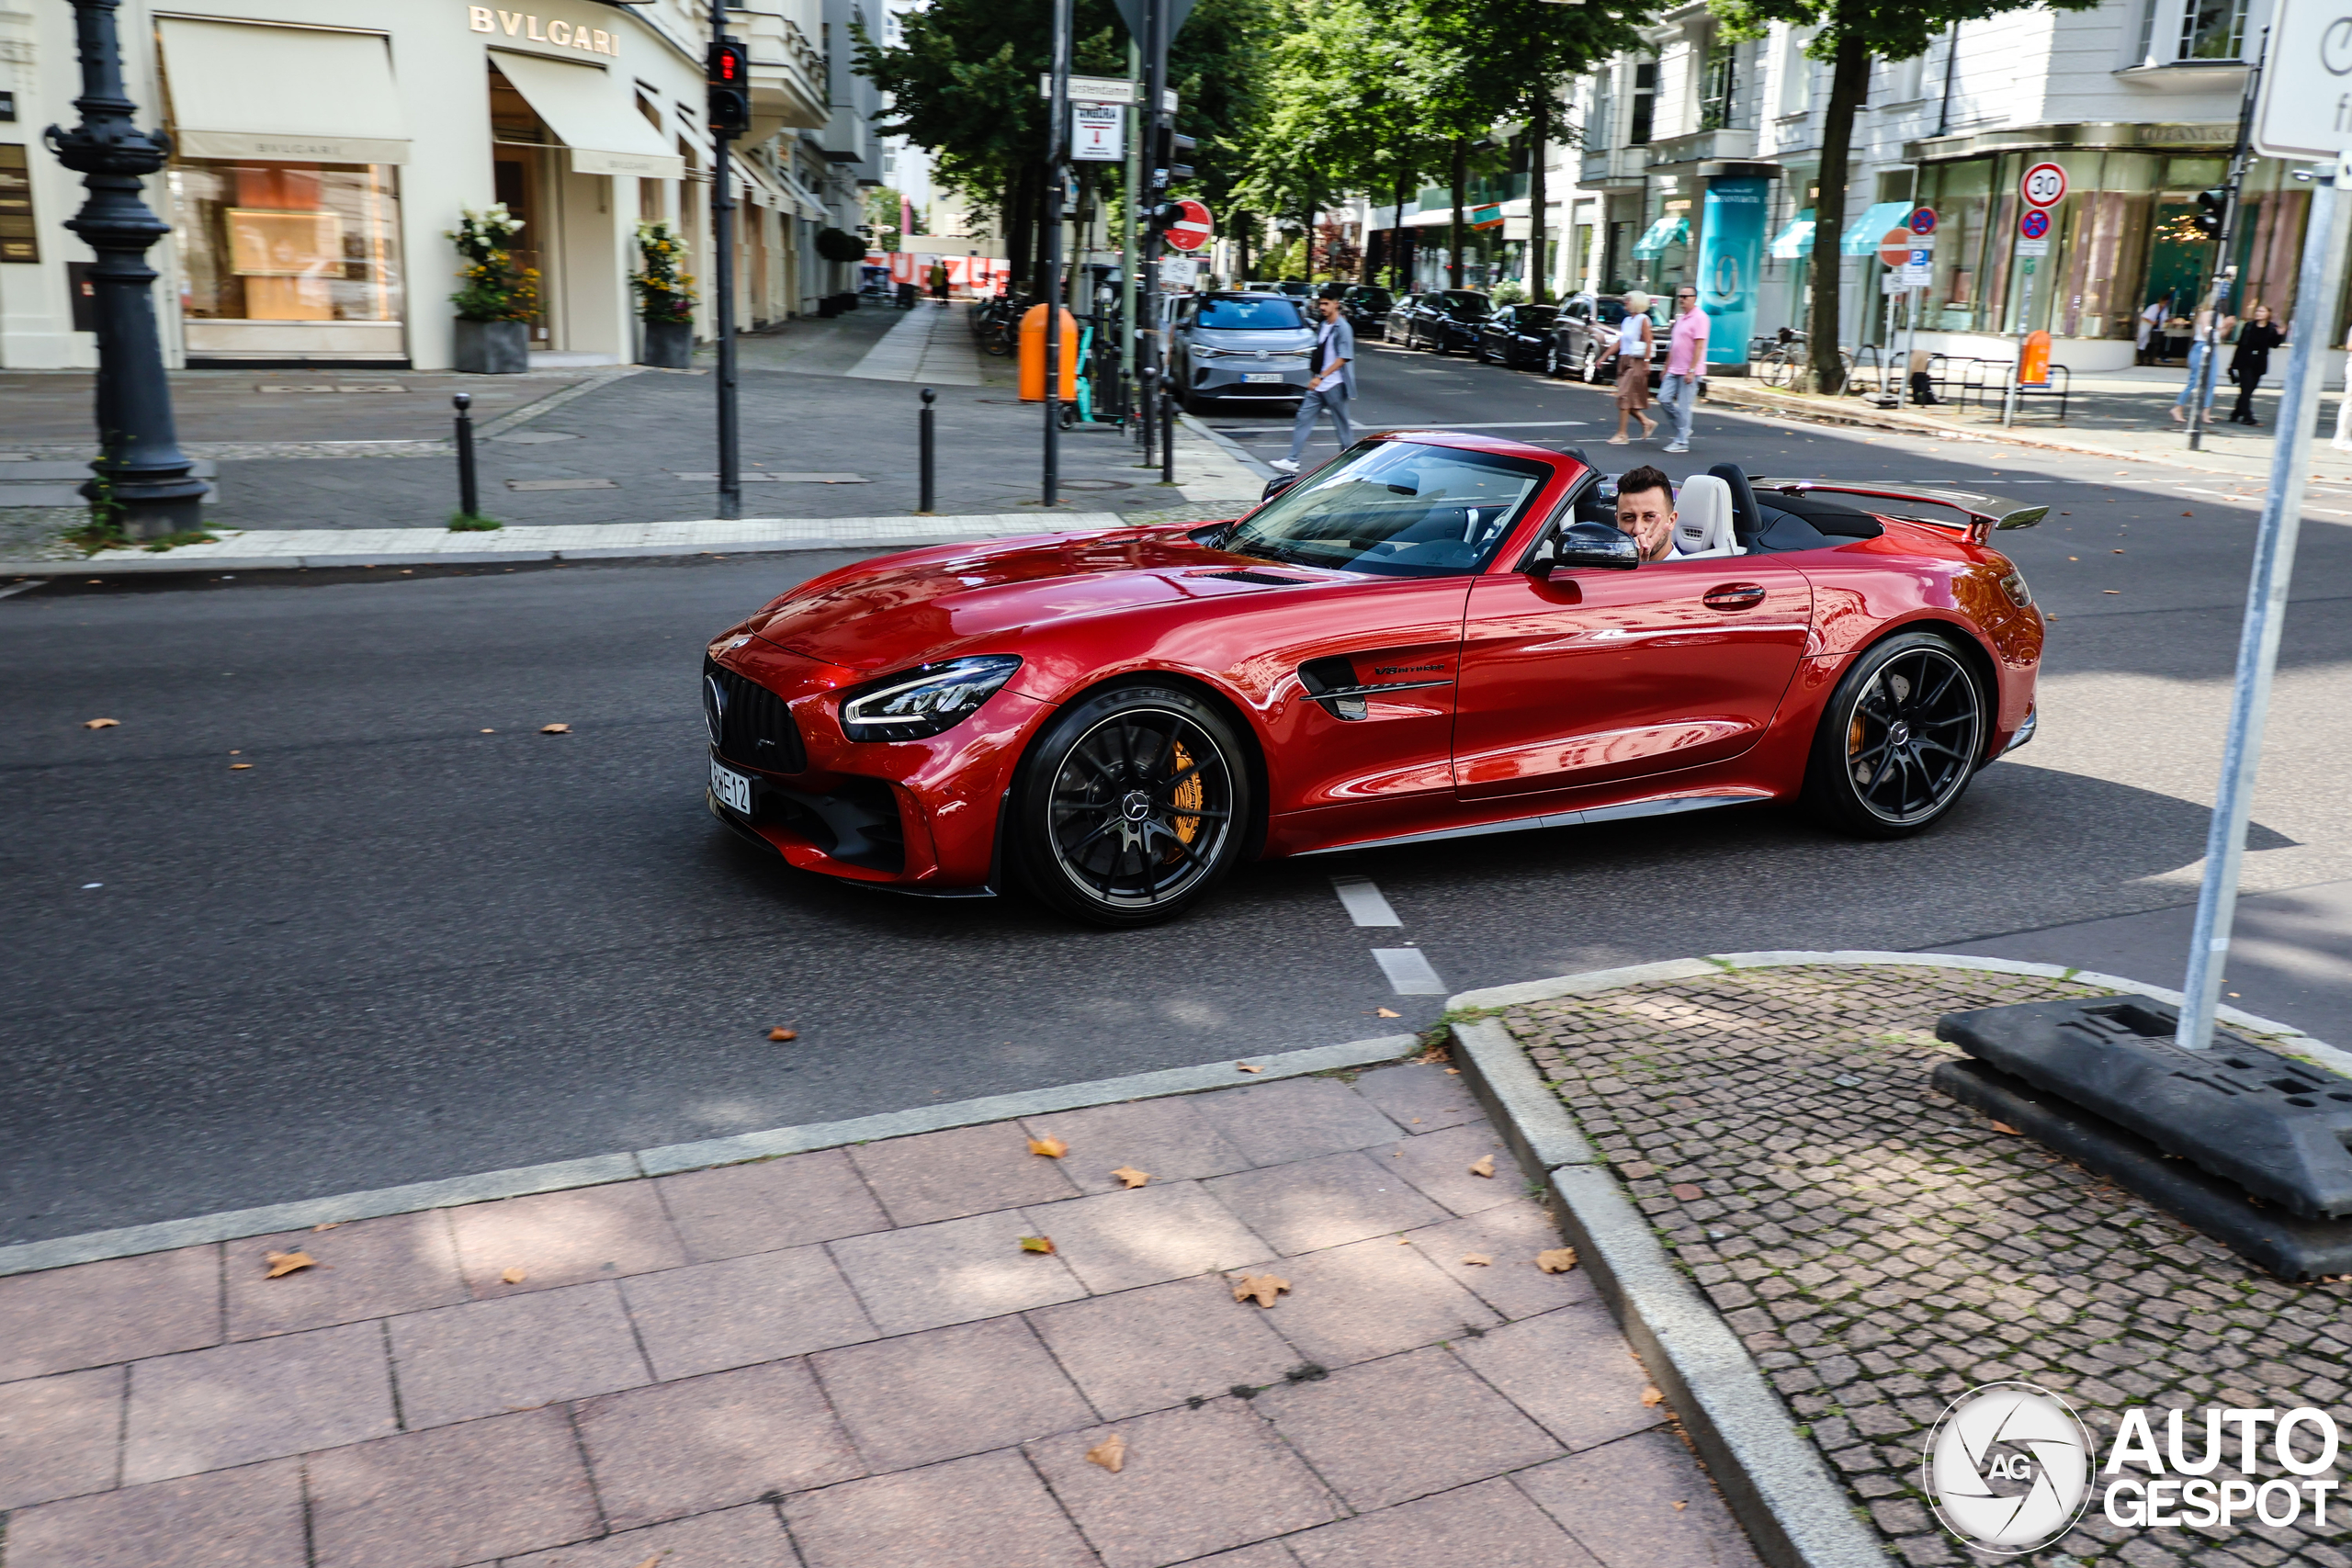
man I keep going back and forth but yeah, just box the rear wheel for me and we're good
[1581,347,1601,382]
[1013,683,1251,926]
[1544,343,1564,378]
[1802,632,1986,839]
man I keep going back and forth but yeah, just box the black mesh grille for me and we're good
[704,658,807,773]
[1201,570,1310,587]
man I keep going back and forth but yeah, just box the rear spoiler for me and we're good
[1748,478,2049,543]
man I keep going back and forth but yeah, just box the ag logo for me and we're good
[1921,1382,2093,1553]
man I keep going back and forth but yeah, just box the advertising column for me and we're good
[1695,175,1766,366]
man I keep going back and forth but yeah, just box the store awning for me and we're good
[1631,213,1689,259]
[492,50,684,180]
[773,165,828,222]
[1769,213,1815,259]
[158,17,408,164]
[1839,201,1914,255]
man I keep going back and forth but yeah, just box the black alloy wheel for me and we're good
[1015,683,1251,926]
[1803,631,1987,838]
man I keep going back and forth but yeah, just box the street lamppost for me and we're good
[44,0,209,539]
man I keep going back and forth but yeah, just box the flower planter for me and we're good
[453,319,527,375]
[639,318,693,368]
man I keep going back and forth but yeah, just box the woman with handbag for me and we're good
[1600,291,1658,446]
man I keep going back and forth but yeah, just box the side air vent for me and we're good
[1200,570,1311,587]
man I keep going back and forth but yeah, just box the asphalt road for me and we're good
[6,342,2349,1245]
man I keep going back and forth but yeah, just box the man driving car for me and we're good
[1613,465,1679,562]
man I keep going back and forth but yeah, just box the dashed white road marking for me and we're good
[1373,947,1448,995]
[1330,875,1402,927]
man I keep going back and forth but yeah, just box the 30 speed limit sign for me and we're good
[2020,162,2067,209]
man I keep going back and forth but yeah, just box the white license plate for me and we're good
[1241,371,1285,384]
[710,758,753,815]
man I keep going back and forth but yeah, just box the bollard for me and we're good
[1160,380,1176,486]
[453,392,479,518]
[1137,365,1158,468]
[918,387,936,514]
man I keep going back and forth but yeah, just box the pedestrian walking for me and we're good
[2226,303,2285,426]
[2170,303,2234,423]
[1657,286,1706,454]
[1601,290,1657,446]
[1270,285,1354,475]
[928,260,951,303]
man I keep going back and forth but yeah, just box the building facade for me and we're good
[0,0,881,372]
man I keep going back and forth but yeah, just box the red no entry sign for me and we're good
[1165,198,1213,253]
[1878,228,1918,267]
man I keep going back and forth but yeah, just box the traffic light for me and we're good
[1150,127,1196,188]
[2194,187,2227,239]
[707,40,751,137]
[1143,198,1185,239]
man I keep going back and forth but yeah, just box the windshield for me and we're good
[1225,441,1553,578]
[1512,306,1558,328]
[1351,288,1393,309]
[1440,292,1490,320]
[1195,295,1307,330]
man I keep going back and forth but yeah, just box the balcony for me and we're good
[1645,128,1757,167]
[819,105,868,165]
[1578,145,1648,186]
[738,4,828,134]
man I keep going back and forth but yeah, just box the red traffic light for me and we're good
[707,40,747,85]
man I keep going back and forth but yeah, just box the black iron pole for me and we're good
[1043,0,1071,505]
[45,0,208,540]
[712,4,741,519]
[1159,378,1175,486]
[918,387,936,513]
[454,393,479,517]
[1140,0,1169,451]
[1137,364,1157,468]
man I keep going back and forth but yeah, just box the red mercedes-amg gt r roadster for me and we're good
[703,432,2046,925]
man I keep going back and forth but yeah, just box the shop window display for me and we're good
[171,161,402,323]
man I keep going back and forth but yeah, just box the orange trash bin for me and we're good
[1019,305,1080,402]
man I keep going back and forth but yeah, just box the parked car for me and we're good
[1338,284,1393,333]
[1545,292,1668,385]
[1385,289,1491,354]
[1168,290,1316,412]
[1473,303,1559,369]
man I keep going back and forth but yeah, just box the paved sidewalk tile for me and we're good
[1286,1475,1602,1568]
[1018,1098,1255,1194]
[1512,1430,1764,1568]
[1022,1180,1272,1293]
[224,1213,467,1341]
[1024,1274,1297,1420]
[502,1503,796,1567]
[574,1359,863,1529]
[1,1457,308,1568]
[1247,1235,1500,1368]
[848,1123,1083,1227]
[1347,1064,1481,1134]
[1371,1124,1517,1217]
[1404,1204,1595,1320]
[1028,1400,1342,1568]
[781,1449,1099,1568]
[1170,1548,1299,1568]
[1450,1304,1664,1451]
[811,1316,1092,1472]
[306,1406,602,1568]
[827,1210,1087,1336]
[447,1184,686,1298]
[1204,1152,1449,1255]
[0,1247,220,1382]
[1253,1348,1560,1511]
[122,1321,395,1484]
[621,1244,877,1380]
[1186,1079,1403,1166]
[386,1281,650,1428]
[654,1147,891,1262]
[0,1364,122,1507]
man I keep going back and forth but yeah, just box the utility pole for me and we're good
[2187,28,2267,454]
[1043,0,1070,505]
[1122,37,1141,430]
[1140,0,1169,441]
[47,0,209,539]
[707,6,747,521]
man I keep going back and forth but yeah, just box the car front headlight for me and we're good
[839,655,1022,742]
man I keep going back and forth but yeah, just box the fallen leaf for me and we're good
[1110,1166,1151,1189]
[311,1222,341,1233]
[1235,1062,1262,1073]
[481,728,497,734]
[1668,1182,1703,1201]
[1443,1066,1460,1075]
[500,1266,527,1283]
[1536,1247,1578,1274]
[83,717,119,729]
[1672,1500,1688,1511]
[1396,1237,1412,1245]
[1232,1272,1290,1307]
[230,762,253,770]
[540,722,571,734]
[1028,1136,1069,1159]
[1020,1235,1057,1254]
[766,1027,797,1042]
[1990,1121,2020,1135]
[265,1251,316,1279]
[628,1552,669,1568]
[1469,1155,1497,1179]
[1641,1385,1666,1407]
[1085,1433,1127,1473]
[1461,1252,1493,1267]
[1376,1007,1401,1019]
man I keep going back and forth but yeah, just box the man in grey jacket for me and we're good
[1271,286,1354,473]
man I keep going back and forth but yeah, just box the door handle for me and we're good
[1702,583,1768,611]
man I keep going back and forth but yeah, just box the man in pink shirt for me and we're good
[1658,285,1707,454]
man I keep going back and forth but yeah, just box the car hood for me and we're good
[1185,327,1315,351]
[746,528,1281,673]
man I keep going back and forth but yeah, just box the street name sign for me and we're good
[1038,74,1177,112]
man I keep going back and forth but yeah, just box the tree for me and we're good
[1710,0,2098,391]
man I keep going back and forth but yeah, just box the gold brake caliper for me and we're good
[1166,739,1204,857]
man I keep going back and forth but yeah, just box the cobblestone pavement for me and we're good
[1505,962,2352,1567]
[0,1064,1761,1568]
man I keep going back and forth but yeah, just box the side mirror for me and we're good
[1261,474,1301,502]
[1527,519,1640,579]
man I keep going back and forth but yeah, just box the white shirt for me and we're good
[1615,315,1652,360]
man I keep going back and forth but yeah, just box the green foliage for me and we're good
[864,186,909,250]
[446,205,539,323]
[629,221,695,324]
[1491,279,1526,305]
[447,513,504,532]
[816,227,869,265]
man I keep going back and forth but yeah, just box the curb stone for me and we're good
[1442,948,2345,1568]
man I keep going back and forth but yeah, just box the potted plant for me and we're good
[447,205,538,374]
[630,221,697,367]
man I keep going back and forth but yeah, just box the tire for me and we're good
[1802,631,1987,839]
[1473,340,1492,364]
[1544,344,1563,379]
[1581,347,1600,383]
[1012,682,1252,927]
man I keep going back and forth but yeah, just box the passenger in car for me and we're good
[1612,465,1679,561]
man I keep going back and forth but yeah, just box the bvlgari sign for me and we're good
[468,7,620,57]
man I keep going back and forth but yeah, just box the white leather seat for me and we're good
[1672,474,1740,557]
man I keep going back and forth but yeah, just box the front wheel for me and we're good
[1802,632,1986,839]
[1012,683,1252,926]
[1581,348,1601,383]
